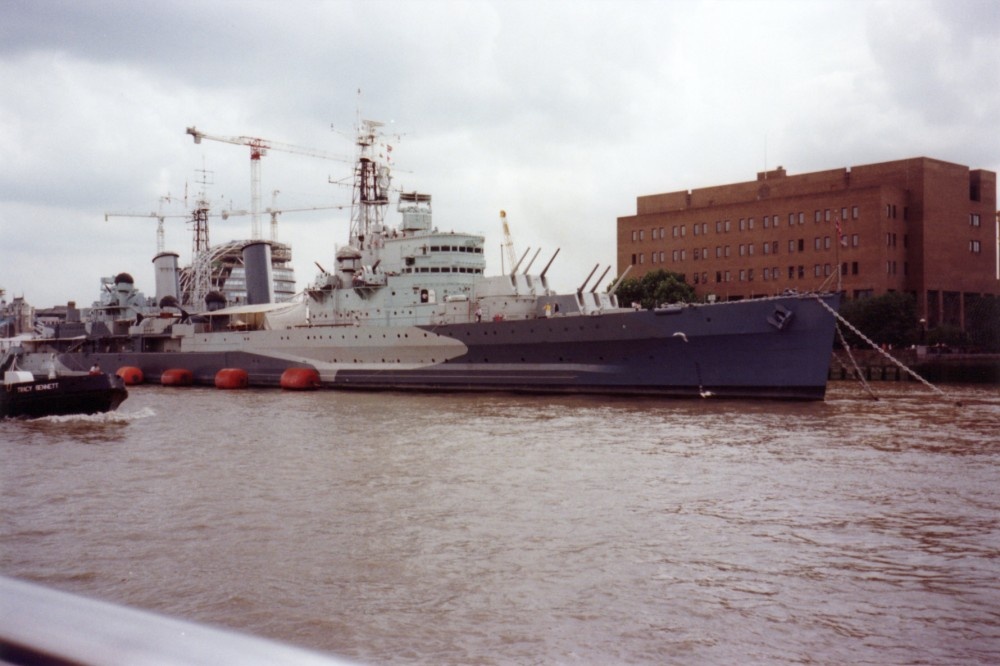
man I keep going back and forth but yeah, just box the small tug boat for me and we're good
[1,348,127,419]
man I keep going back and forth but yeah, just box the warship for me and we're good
[12,120,840,400]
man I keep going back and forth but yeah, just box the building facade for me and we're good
[617,157,998,329]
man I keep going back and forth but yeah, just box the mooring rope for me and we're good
[813,294,948,398]
[833,323,880,400]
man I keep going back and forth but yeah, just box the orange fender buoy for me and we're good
[160,368,194,386]
[215,368,249,389]
[116,366,144,385]
[280,367,321,390]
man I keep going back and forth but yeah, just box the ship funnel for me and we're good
[243,241,274,305]
[152,252,180,305]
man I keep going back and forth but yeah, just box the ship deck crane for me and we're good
[500,210,518,276]
[185,126,349,241]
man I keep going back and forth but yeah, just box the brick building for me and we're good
[617,157,998,329]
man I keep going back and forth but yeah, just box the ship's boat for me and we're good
[1,349,127,419]
[12,120,840,400]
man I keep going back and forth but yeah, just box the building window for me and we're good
[814,264,822,277]
[852,234,859,247]
[841,207,848,221]
[763,243,771,255]
[693,224,699,237]
[970,213,981,227]
[639,253,644,264]
[659,227,665,238]
[716,271,722,283]
[672,250,678,261]
[716,220,722,233]
[631,231,637,242]
[852,205,859,219]
[739,244,746,257]
[788,240,796,253]
[970,240,982,253]
[798,212,805,225]
[725,270,731,282]
[748,244,755,256]
[824,263,831,276]
[631,253,637,264]
[763,267,770,280]
[798,265,805,278]
[763,215,770,228]
[701,222,708,235]
[788,266,795,280]
[824,236,831,250]
[748,217,755,230]
[739,218,746,231]
[814,237,822,250]
[852,262,859,275]
[814,210,822,223]
[640,230,645,241]
[724,220,731,232]
[789,213,796,226]
[693,248,700,260]
[725,246,731,258]
[739,269,746,282]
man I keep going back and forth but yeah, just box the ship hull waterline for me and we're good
[42,294,839,401]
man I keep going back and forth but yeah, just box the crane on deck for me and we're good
[500,210,518,275]
[185,126,350,241]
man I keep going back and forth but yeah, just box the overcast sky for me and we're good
[1,0,997,308]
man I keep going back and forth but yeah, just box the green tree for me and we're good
[612,270,696,309]
[838,292,918,348]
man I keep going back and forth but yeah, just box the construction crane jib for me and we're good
[185,126,349,241]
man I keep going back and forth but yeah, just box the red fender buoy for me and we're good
[280,367,321,390]
[160,368,194,386]
[215,368,249,389]
[116,366,144,385]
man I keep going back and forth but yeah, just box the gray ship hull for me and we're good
[46,293,839,400]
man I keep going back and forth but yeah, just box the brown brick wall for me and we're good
[617,157,998,327]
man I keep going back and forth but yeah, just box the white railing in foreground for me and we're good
[0,576,358,666]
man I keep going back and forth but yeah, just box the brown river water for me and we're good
[3,381,999,664]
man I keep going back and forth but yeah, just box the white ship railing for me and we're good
[0,576,358,666]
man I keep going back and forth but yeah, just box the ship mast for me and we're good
[349,120,391,250]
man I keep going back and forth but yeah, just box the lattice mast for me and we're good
[349,120,392,250]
